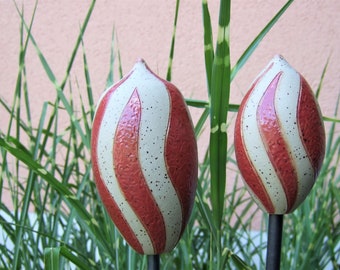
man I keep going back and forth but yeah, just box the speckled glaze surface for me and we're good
[91,59,198,254]
[234,55,325,214]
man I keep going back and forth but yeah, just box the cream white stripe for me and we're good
[96,68,154,254]
[241,61,287,213]
[137,75,183,253]
[274,70,314,211]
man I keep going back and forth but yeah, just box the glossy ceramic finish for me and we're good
[234,55,325,214]
[91,59,198,254]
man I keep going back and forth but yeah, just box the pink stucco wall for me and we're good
[1,1,340,118]
[0,1,339,215]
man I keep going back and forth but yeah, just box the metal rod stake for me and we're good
[266,214,284,270]
[148,255,160,270]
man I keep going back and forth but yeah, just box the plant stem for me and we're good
[266,214,284,270]
[148,255,160,270]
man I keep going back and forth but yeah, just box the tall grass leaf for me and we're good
[80,95,92,144]
[8,1,36,142]
[209,0,231,229]
[315,56,330,99]
[226,249,251,270]
[323,116,340,123]
[20,3,33,137]
[231,0,294,81]
[194,107,209,137]
[44,246,93,270]
[105,28,116,89]
[166,0,180,81]
[44,247,60,270]
[202,0,214,95]
[56,89,90,149]
[195,151,217,241]
[3,12,36,254]
[186,98,209,108]
[81,39,95,120]
[116,33,124,79]
[60,0,97,90]
[196,183,217,241]
[23,102,49,258]
[320,97,340,174]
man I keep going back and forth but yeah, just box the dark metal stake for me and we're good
[148,255,160,270]
[266,214,284,270]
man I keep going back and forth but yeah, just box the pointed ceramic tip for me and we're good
[136,57,146,64]
[133,58,149,72]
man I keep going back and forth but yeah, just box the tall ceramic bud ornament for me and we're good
[235,55,325,269]
[91,59,198,255]
[234,55,325,214]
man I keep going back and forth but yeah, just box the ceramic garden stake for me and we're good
[91,59,198,265]
[234,55,325,269]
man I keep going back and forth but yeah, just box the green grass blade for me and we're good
[186,98,210,108]
[197,167,217,235]
[166,0,180,81]
[8,1,36,139]
[209,0,231,229]
[81,38,95,120]
[60,0,96,90]
[44,247,60,270]
[56,88,90,149]
[194,107,210,137]
[225,249,251,270]
[327,95,339,155]
[323,116,340,123]
[315,56,330,99]
[202,0,214,95]
[105,28,116,89]
[10,3,38,269]
[231,0,294,81]
[44,246,93,270]
[116,34,124,79]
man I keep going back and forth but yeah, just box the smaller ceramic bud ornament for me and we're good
[234,55,325,214]
[91,59,198,255]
